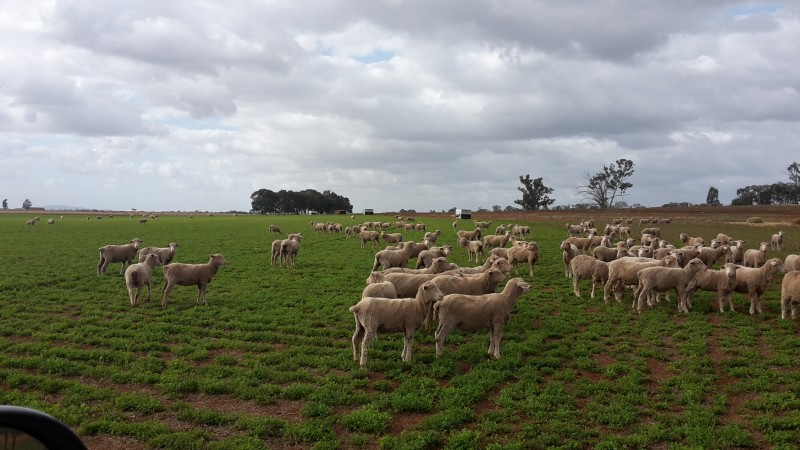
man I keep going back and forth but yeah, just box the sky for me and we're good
[1,1,799,213]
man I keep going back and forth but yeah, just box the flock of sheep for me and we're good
[562,219,800,319]
[96,238,227,308]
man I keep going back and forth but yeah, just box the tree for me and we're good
[788,161,800,185]
[514,174,555,211]
[577,158,635,209]
[2,199,7,210]
[22,199,32,210]
[706,186,721,206]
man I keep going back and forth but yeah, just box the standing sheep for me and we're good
[415,245,453,269]
[730,258,785,315]
[372,242,418,271]
[743,242,769,268]
[634,258,708,313]
[349,281,444,368]
[268,224,282,234]
[771,231,785,251]
[161,253,228,308]
[280,234,302,267]
[430,267,507,297]
[458,237,484,263]
[779,270,800,319]
[505,241,539,277]
[361,281,398,299]
[561,241,580,277]
[124,253,163,307]
[685,263,739,313]
[603,255,679,303]
[434,278,531,359]
[359,230,380,248]
[570,255,609,299]
[138,242,179,266]
[727,240,747,265]
[97,238,143,275]
[784,253,800,272]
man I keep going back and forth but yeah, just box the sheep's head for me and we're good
[420,282,444,304]
[507,277,531,295]
[211,253,228,267]
[767,258,785,273]
[130,238,143,249]
[723,263,737,280]
[687,258,707,274]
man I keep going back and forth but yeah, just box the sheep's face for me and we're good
[723,264,737,279]
[131,238,143,249]
[212,254,228,266]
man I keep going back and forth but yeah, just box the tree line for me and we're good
[730,162,800,205]
[250,188,352,214]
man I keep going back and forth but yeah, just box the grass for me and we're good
[0,211,799,448]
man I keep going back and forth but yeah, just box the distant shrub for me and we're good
[746,217,764,223]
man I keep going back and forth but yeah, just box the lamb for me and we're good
[504,241,539,277]
[633,258,707,313]
[730,258,785,315]
[784,254,800,272]
[685,263,739,313]
[372,242,418,271]
[161,253,228,308]
[137,242,179,266]
[124,253,163,307]
[570,255,609,299]
[483,231,512,251]
[349,281,444,368]
[361,281,398,299]
[415,245,453,269]
[97,238,144,275]
[679,233,705,246]
[359,230,380,248]
[743,242,769,268]
[433,277,531,359]
[727,240,747,265]
[779,270,800,319]
[458,237,484,262]
[280,234,302,267]
[696,245,730,269]
[561,241,580,277]
[268,224,282,234]
[771,231,785,251]
[602,255,679,303]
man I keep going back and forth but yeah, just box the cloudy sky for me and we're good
[1,1,798,213]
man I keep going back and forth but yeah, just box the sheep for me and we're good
[25,219,35,226]
[504,241,539,277]
[430,267,507,297]
[97,238,144,275]
[771,231,785,251]
[161,253,228,308]
[138,218,148,224]
[423,229,441,245]
[564,235,593,254]
[495,225,506,235]
[730,258,785,315]
[641,227,661,238]
[452,220,458,230]
[716,233,733,245]
[458,237,484,263]
[483,231,512,251]
[268,224,282,234]
[381,232,404,244]
[679,233,705,246]
[377,272,443,298]
[47,218,55,225]
[124,253,163,307]
[779,270,800,319]
[743,242,769,268]
[784,254,800,272]
[561,241,580,277]
[362,281,398,299]
[137,242,179,266]
[270,239,283,266]
[685,263,739,313]
[415,245,453,269]
[457,228,482,241]
[727,240,747,265]
[634,258,708,313]
[372,242,418,271]
[359,230,380,248]
[512,225,531,239]
[280,234,302,267]
[349,281,444,368]
[696,245,730,269]
[566,224,584,237]
[570,255,609,299]
[603,255,679,303]
[592,241,620,263]
[434,277,531,359]
[384,257,457,275]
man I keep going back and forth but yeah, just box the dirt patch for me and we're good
[81,434,149,450]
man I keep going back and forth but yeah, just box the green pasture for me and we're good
[0,212,798,449]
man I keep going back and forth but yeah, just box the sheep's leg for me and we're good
[402,328,415,362]
[590,277,597,299]
[351,319,364,362]
[781,297,788,319]
[128,286,136,307]
[144,281,151,303]
[572,276,581,298]
[97,258,105,275]
[161,283,173,308]
[528,261,534,277]
[360,332,376,368]
[434,321,454,358]
[636,287,649,313]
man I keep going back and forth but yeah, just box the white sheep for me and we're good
[592,241,621,263]
[483,231,512,251]
[570,255,609,299]
[685,263,739,313]
[381,232,404,244]
[423,229,441,244]
[564,235,593,254]
[784,253,800,272]
[603,255,679,303]
[566,223,584,237]
[727,240,747,265]
[504,241,539,277]
[640,227,661,238]
[696,245,730,269]
[377,272,443,298]
[430,267,507,297]
[361,281,398,299]
[457,228,482,241]
[384,257,457,275]
[715,233,733,245]
[138,242,179,266]
[743,242,769,268]
[730,258,785,315]
[161,253,228,308]
[458,237,484,263]
[124,253,163,307]
[434,277,531,359]
[268,224,282,234]
[779,270,800,319]
[280,234,302,267]
[47,218,55,225]
[371,242,418,271]
[634,258,707,313]
[415,245,453,269]
[561,241,580,277]
[359,230,380,248]
[679,233,705,247]
[97,238,143,275]
[349,281,444,368]
[771,231,785,251]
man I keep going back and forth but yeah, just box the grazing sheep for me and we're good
[458,237,484,262]
[784,254,800,272]
[124,253,163,307]
[161,253,228,308]
[349,281,444,368]
[743,242,769,268]
[378,272,443,298]
[431,267,507,297]
[771,231,785,251]
[423,229,441,244]
[566,223,584,237]
[483,231,512,251]
[603,255,679,303]
[696,245,730,269]
[679,233,705,247]
[280,234,302,267]
[25,219,35,226]
[641,227,661,238]
[269,224,282,234]
[384,257,457,275]
[415,245,453,269]
[362,281,398,299]
[780,270,800,319]
[564,235,593,254]
[47,218,55,225]
[504,241,539,277]
[372,242,418,271]
[457,228,483,242]
[685,263,739,313]
[727,240,747,265]
[634,258,707,313]
[359,230,380,248]
[730,258,785,315]
[434,277,531,359]
[137,242,179,266]
[716,233,733,245]
[438,255,510,275]
[138,218,148,224]
[570,255,609,299]
[381,232,404,244]
[97,238,144,275]
[592,241,621,263]
[561,241,580,277]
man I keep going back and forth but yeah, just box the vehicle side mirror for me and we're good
[0,406,87,450]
